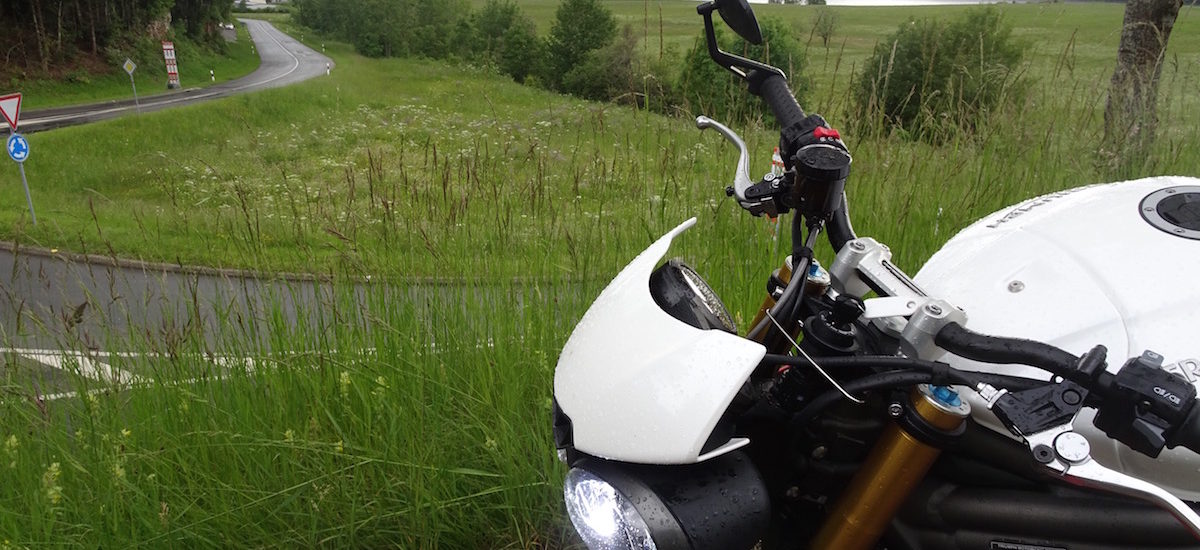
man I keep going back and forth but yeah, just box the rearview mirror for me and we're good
[714,0,762,45]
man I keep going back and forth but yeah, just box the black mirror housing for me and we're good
[714,0,762,45]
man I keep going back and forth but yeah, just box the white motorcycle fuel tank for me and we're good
[915,176,1200,500]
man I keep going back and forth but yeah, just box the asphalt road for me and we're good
[20,19,333,133]
[0,19,337,393]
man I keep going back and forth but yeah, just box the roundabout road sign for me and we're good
[7,133,29,163]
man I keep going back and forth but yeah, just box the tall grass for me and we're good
[1,281,590,547]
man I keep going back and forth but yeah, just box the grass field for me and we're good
[5,3,1199,278]
[9,22,262,110]
[2,2,1200,547]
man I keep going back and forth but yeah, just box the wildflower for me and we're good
[484,437,498,451]
[43,462,63,505]
[4,435,17,469]
[335,440,344,453]
[120,428,131,439]
[339,371,351,400]
[284,429,295,442]
[113,464,125,481]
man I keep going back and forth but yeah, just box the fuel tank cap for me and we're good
[1140,186,1200,240]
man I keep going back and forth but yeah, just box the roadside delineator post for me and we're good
[162,41,180,89]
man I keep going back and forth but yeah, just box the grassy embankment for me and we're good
[9,21,262,110]
[1,3,1199,547]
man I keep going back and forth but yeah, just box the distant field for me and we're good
[480,1,1199,115]
[5,3,1198,279]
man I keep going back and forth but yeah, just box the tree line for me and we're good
[0,0,231,76]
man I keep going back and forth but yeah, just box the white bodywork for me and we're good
[915,176,1200,500]
[554,218,767,465]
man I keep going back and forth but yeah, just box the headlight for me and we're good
[563,452,769,550]
[564,468,658,550]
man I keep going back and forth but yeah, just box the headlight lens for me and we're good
[562,452,769,550]
[564,468,658,550]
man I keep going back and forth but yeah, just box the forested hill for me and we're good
[0,0,231,79]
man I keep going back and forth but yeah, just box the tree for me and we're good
[852,9,1027,140]
[498,17,542,83]
[812,7,838,48]
[545,0,616,90]
[1102,0,1183,163]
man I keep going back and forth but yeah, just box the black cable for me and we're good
[790,370,932,428]
[785,220,822,326]
[746,218,818,344]
[762,354,979,386]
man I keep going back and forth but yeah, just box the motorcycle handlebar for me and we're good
[935,322,1079,379]
[756,73,806,130]
[1171,405,1200,454]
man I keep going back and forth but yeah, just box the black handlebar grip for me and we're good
[757,74,806,130]
[1170,400,1200,454]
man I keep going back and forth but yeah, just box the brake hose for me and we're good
[745,218,820,342]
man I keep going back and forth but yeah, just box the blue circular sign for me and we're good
[7,134,29,163]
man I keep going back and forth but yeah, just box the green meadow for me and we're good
[1,2,1199,547]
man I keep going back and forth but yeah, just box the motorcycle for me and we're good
[551,1,1200,549]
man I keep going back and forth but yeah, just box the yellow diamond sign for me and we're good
[123,59,137,75]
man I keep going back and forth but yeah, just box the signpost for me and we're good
[123,59,141,114]
[1,93,35,224]
[162,41,180,88]
[6,134,35,224]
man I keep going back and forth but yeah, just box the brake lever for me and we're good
[1017,419,1200,540]
[695,116,754,202]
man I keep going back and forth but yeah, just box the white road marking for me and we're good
[5,348,141,384]
[1,347,376,401]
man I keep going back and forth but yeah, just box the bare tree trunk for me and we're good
[55,0,64,54]
[30,0,50,73]
[88,0,98,55]
[1102,0,1183,161]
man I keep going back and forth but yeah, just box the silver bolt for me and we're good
[1008,280,1025,293]
[849,240,866,251]
[811,446,828,460]
[888,403,904,417]
[924,303,943,316]
[1054,432,1091,464]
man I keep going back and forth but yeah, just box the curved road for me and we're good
[20,19,332,133]
[1,20,340,393]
